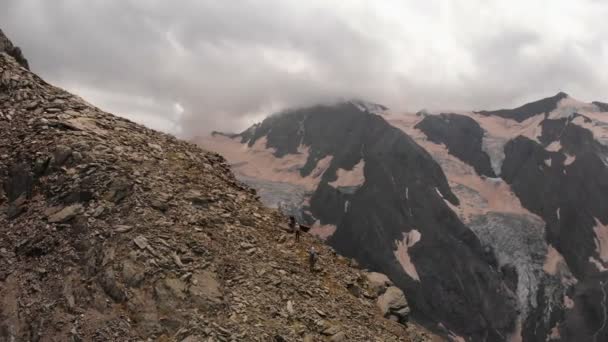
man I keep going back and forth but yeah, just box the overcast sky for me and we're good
[1,0,607,136]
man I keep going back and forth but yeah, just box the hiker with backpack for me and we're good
[309,246,318,272]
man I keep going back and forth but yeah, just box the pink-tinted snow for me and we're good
[394,229,421,281]
[308,220,337,240]
[388,114,539,223]
[593,218,608,263]
[544,245,567,276]
[197,135,332,191]
[328,159,365,188]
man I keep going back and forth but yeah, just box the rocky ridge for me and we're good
[0,33,430,341]
[0,28,28,70]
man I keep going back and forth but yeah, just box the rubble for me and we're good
[0,45,431,342]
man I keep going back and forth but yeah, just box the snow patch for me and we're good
[590,257,608,272]
[507,318,523,342]
[564,294,575,309]
[593,218,608,263]
[572,114,608,145]
[546,141,562,152]
[394,230,421,281]
[549,96,598,120]
[198,135,332,191]
[548,325,561,341]
[350,100,388,115]
[328,159,365,188]
[308,220,337,240]
[482,135,506,175]
[387,112,544,223]
[435,187,443,198]
[564,154,576,166]
[544,245,567,276]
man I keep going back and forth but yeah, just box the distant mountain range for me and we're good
[199,92,608,341]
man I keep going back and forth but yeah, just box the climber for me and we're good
[309,246,318,272]
[294,221,301,242]
[288,215,296,232]
[289,216,301,242]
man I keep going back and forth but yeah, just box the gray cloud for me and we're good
[1,0,607,136]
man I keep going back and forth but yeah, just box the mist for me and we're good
[1,0,607,137]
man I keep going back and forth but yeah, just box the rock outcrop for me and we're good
[364,272,411,324]
[0,29,28,70]
[0,32,432,341]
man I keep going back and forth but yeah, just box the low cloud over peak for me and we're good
[2,0,607,137]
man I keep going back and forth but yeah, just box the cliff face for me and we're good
[0,31,432,342]
[201,94,608,341]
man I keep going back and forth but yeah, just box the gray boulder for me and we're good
[377,286,410,324]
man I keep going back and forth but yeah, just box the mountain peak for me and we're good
[475,92,569,122]
[347,99,389,114]
[0,29,29,70]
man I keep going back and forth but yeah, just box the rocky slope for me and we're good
[0,31,432,342]
[200,94,608,341]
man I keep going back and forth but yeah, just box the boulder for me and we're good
[377,286,410,324]
[365,272,392,296]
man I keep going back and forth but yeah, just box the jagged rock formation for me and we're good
[201,93,608,341]
[476,92,568,122]
[415,113,496,177]
[0,29,28,70]
[592,101,608,112]
[0,33,433,341]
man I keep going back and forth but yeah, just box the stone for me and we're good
[322,325,342,336]
[47,204,83,223]
[122,259,145,287]
[150,198,169,212]
[330,332,347,341]
[365,272,391,296]
[104,178,132,203]
[133,235,149,249]
[377,286,410,324]
[188,271,222,306]
[52,145,72,166]
[114,225,132,233]
[286,300,294,315]
[98,268,127,302]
